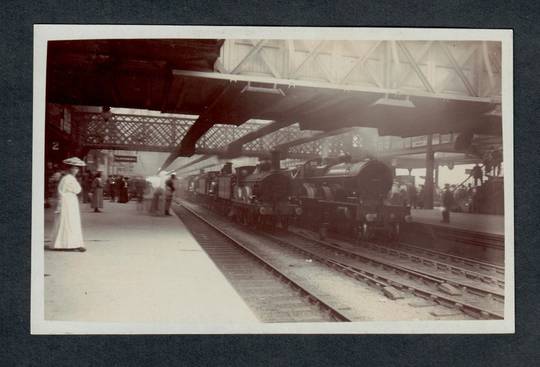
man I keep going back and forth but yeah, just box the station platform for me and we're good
[43,200,258,323]
[410,208,504,236]
[403,208,505,265]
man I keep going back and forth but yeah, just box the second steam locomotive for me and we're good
[179,152,411,241]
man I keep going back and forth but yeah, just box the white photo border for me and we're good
[31,25,514,334]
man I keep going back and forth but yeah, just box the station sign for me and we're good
[411,135,428,148]
[114,155,137,163]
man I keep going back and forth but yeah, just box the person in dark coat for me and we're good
[108,177,117,202]
[82,170,92,203]
[441,184,454,223]
[472,163,483,187]
[91,171,104,212]
[408,184,418,209]
[164,174,177,215]
[417,184,425,209]
[117,176,129,203]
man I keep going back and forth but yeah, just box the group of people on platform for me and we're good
[142,174,177,216]
[389,168,500,224]
[46,156,180,253]
[104,176,130,204]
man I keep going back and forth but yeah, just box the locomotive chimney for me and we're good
[270,150,281,171]
[221,162,233,174]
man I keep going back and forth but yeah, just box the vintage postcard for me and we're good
[32,25,513,334]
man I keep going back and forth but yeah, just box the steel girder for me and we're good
[73,111,326,160]
[219,39,501,101]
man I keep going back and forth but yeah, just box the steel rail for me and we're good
[329,237,505,289]
[177,203,352,322]
[397,241,504,274]
[265,231,504,320]
[287,230,504,299]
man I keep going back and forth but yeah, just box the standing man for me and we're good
[408,184,418,209]
[472,163,483,187]
[81,170,90,203]
[108,177,117,202]
[91,171,104,213]
[417,184,425,209]
[164,174,177,216]
[441,184,454,224]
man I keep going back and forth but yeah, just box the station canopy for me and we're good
[47,39,502,149]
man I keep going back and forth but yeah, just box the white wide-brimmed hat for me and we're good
[62,157,86,167]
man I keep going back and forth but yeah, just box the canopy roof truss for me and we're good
[46,39,502,170]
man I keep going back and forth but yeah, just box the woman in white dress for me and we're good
[51,157,87,252]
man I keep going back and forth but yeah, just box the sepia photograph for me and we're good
[31,25,513,334]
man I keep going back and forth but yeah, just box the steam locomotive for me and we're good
[180,152,411,240]
[290,155,411,240]
[182,153,299,229]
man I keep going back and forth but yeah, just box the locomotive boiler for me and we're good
[292,155,411,240]
[182,152,299,229]
[228,160,298,229]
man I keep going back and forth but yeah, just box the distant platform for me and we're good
[410,208,504,236]
[43,200,258,323]
[404,208,505,265]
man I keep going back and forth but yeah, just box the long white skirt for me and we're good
[52,193,84,249]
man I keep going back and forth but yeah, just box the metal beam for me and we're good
[364,62,383,88]
[376,142,456,158]
[231,40,267,74]
[225,120,296,157]
[396,41,436,94]
[161,84,234,169]
[248,39,281,78]
[193,147,318,160]
[439,41,478,97]
[436,44,477,94]
[286,40,296,77]
[340,41,382,84]
[290,41,326,78]
[397,41,433,88]
[482,41,496,96]
[172,69,495,103]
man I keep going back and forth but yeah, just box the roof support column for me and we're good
[434,163,439,190]
[424,134,435,210]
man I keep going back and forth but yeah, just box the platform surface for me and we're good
[44,200,258,323]
[410,208,504,236]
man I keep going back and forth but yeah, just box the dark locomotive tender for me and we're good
[183,153,299,229]
[291,154,411,240]
[179,152,411,240]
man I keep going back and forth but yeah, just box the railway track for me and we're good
[173,204,351,323]
[396,241,504,277]
[177,200,502,320]
[273,228,504,319]
[294,229,505,292]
